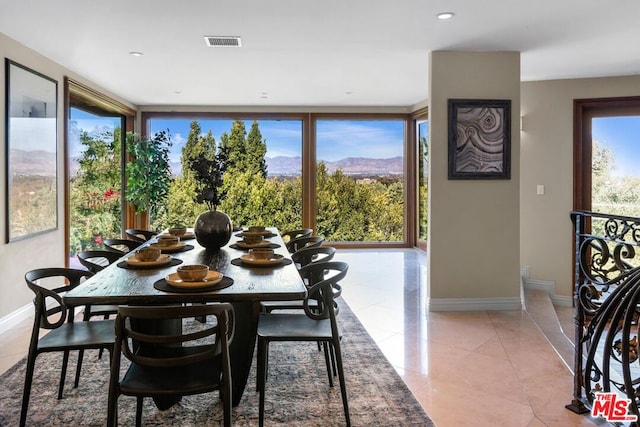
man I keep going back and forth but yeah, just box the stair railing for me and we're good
[567,210,640,420]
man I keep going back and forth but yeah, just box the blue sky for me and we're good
[592,116,640,177]
[150,118,405,163]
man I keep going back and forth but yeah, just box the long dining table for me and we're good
[64,227,306,406]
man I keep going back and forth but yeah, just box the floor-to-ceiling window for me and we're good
[414,113,429,250]
[314,117,406,243]
[143,112,414,247]
[146,115,304,232]
[65,78,134,267]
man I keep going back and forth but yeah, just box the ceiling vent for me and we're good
[204,36,242,47]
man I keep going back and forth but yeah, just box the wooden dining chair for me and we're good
[107,303,235,427]
[285,235,324,253]
[125,228,157,243]
[256,261,350,427]
[104,238,143,254]
[22,268,115,427]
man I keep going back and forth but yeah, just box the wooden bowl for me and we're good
[168,227,187,237]
[134,247,161,262]
[249,248,274,260]
[177,264,209,282]
[243,234,264,245]
[157,235,179,247]
[248,225,266,233]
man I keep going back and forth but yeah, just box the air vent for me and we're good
[204,36,242,47]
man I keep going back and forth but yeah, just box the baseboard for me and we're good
[522,275,573,307]
[0,304,32,334]
[428,297,522,312]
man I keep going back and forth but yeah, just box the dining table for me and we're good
[63,227,307,407]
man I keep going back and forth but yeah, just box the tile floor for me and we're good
[0,248,604,426]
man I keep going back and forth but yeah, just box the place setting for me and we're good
[231,248,292,268]
[156,226,197,241]
[154,263,234,293]
[235,225,277,239]
[117,247,184,270]
[149,234,195,253]
[229,230,281,250]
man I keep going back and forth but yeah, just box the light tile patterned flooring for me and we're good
[0,249,604,426]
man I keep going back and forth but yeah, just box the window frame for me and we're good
[141,111,415,248]
[64,78,135,265]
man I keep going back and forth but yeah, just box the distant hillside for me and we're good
[266,156,403,176]
[66,154,404,178]
[9,149,56,176]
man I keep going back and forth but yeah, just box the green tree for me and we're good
[69,128,122,253]
[125,130,173,221]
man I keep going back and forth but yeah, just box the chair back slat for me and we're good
[115,304,234,369]
[25,268,94,329]
[298,261,348,320]
[287,235,324,253]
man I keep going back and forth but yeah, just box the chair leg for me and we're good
[74,349,85,388]
[106,394,117,427]
[256,337,264,392]
[333,339,351,427]
[222,379,232,427]
[330,342,337,377]
[322,342,334,387]
[135,397,143,427]
[258,339,268,427]
[58,350,70,399]
[19,351,38,427]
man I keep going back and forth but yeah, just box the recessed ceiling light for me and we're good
[129,51,144,57]
[436,12,455,20]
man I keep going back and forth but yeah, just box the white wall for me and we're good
[520,75,640,300]
[428,51,521,311]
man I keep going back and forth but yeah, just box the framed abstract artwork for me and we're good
[5,59,58,242]
[448,99,511,180]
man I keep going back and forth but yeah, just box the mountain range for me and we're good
[17,149,403,178]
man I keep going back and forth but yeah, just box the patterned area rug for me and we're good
[0,301,434,426]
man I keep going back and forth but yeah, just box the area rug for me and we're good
[0,301,434,426]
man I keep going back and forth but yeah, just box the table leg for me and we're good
[230,300,260,406]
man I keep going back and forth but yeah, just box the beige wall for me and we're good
[0,33,134,320]
[520,75,640,300]
[428,51,521,311]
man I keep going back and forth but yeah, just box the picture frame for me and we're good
[448,99,511,180]
[5,59,58,242]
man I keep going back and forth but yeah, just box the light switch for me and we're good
[536,185,545,195]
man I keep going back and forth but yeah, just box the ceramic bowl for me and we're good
[134,247,161,262]
[176,264,209,282]
[248,225,266,233]
[250,248,274,260]
[157,235,179,247]
[168,226,187,237]
[243,233,264,245]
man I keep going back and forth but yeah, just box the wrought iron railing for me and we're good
[567,210,640,423]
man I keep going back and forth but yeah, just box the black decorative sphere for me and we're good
[194,210,232,250]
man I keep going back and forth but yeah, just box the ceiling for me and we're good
[2,0,640,108]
